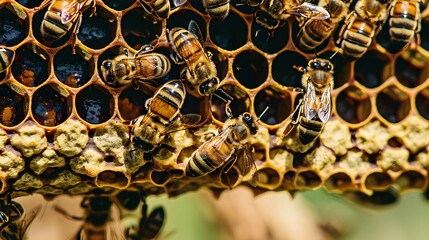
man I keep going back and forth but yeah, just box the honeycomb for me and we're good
[0,0,429,215]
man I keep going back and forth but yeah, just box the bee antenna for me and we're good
[329,49,340,60]
[213,92,228,103]
[256,107,269,122]
[218,88,234,101]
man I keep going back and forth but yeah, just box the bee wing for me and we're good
[16,205,43,239]
[172,0,188,7]
[284,2,330,20]
[318,86,331,123]
[282,98,303,138]
[188,20,205,47]
[236,144,259,187]
[61,0,85,24]
[161,113,202,135]
[303,81,317,120]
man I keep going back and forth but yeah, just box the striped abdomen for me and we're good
[141,0,170,19]
[168,28,204,68]
[186,134,234,177]
[139,207,165,239]
[204,0,230,21]
[0,47,14,73]
[133,53,171,80]
[41,0,76,41]
[149,80,185,122]
[340,14,376,60]
[298,116,325,144]
[298,19,336,51]
[389,0,420,44]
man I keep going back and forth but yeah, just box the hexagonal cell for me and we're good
[295,170,322,189]
[0,3,28,46]
[150,171,170,185]
[32,84,71,127]
[395,50,429,88]
[210,84,250,122]
[16,0,45,8]
[396,170,426,191]
[0,84,28,127]
[76,84,114,124]
[233,50,268,89]
[121,7,162,50]
[251,20,288,54]
[103,0,136,10]
[209,10,247,51]
[364,171,393,191]
[11,44,50,87]
[254,86,292,125]
[354,50,392,88]
[272,51,308,88]
[420,15,429,51]
[416,87,429,120]
[118,86,151,121]
[325,172,353,192]
[255,168,281,188]
[54,46,94,88]
[220,167,239,187]
[78,6,117,50]
[167,9,207,40]
[376,86,410,123]
[335,85,371,124]
[95,170,130,189]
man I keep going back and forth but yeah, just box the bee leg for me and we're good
[292,65,306,73]
[90,0,97,17]
[170,53,184,65]
[207,51,213,59]
[71,13,84,54]
[223,155,238,188]
[136,44,155,56]
[34,0,53,11]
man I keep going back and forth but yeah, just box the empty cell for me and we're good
[364,171,393,190]
[0,3,28,46]
[336,86,371,124]
[416,87,429,120]
[103,0,135,10]
[210,84,250,122]
[376,86,410,123]
[0,84,28,127]
[209,11,247,50]
[54,46,93,88]
[251,18,288,54]
[254,87,292,125]
[272,51,307,88]
[76,85,114,124]
[325,172,353,191]
[355,50,392,88]
[167,10,207,40]
[150,171,170,185]
[395,50,429,88]
[396,170,426,190]
[233,50,268,89]
[122,7,162,50]
[12,44,50,87]
[256,168,280,187]
[118,86,151,121]
[32,84,71,127]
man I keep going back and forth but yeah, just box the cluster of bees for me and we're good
[0,0,426,238]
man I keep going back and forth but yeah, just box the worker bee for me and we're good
[131,80,201,152]
[388,0,425,49]
[34,0,97,53]
[100,45,171,88]
[55,196,125,240]
[248,0,330,30]
[139,0,170,22]
[297,0,351,51]
[1,205,42,240]
[0,47,15,74]
[337,0,391,60]
[173,0,230,21]
[186,103,268,186]
[283,57,334,144]
[167,21,220,97]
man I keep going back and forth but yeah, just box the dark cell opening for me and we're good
[32,85,70,127]
[397,171,426,190]
[0,3,28,46]
[416,87,429,120]
[395,50,429,88]
[96,170,129,188]
[295,170,322,188]
[355,50,392,88]
[54,46,93,88]
[376,86,410,123]
[0,84,28,127]
[272,51,307,88]
[419,15,429,51]
[335,85,371,124]
[151,171,170,185]
[233,50,268,89]
[365,172,393,190]
[16,0,45,8]
[166,9,207,40]
[254,87,292,125]
[12,44,50,87]
[256,168,280,186]
[251,19,288,54]
[325,172,352,191]
[118,86,151,121]
[76,85,114,124]
[221,167,239,187]
[210,84,250,122]
[103,0,136,10]
[209,11,247,51]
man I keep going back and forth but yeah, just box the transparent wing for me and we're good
[188,20,205,45]
[303,81,317,120]
[211,126,233,150]
[318,86,331,123]
[284,2,330,20]
[237,144,258,187]
[161,113,202,135]
[61,0,86,24]
[172,0,188,7]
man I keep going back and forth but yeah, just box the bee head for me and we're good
[309,59,334,72]
[199,77,219,96]
[101,60,115,84]
[242,112,258,135]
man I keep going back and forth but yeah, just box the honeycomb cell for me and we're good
[420,15,429,51]
[11,44,49,87]
[396,170,426,191]
[325,172,353,192]
[207,47,228,82]
[254,86,291,125]
[121,7,162,50]
[16,0,44,8]
[364,171,393,191]
[233,50,268,89]
[255,168,281,188]
[0,84,28,127]
[209,11,247,50]
[0,3,28,46]
[416,87,429,120]
[78,6,117,50]
[151,171,170,185]
[167,9,207,40]
[295,170,322,189]
[103,0,136,10]
[210,84,250,122]
[221,167,239,187]
[335,85,371,124]
[32,84,71,127]
[272,51,308,88]
[54,46,93,88]
[118,86,151,121]
[376,86,410,123]
[76,85,114,124]
[395,52,429,88]
[319,51,351,89]
[354,50,391,88]
[95,170,130,189]
[251,20,288,54]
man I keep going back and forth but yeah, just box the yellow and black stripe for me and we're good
[0,47,14,73]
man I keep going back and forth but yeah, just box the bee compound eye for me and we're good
[211,77,219,85]
[103,61,112,70]
[107,75,115,83]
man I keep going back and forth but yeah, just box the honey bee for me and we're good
[1,205,42,240]
[249,0,330,30]
[55,196,125,240]
[337,0,391,60]
[131,80,201,152]
[388,0,425,49]
[186,103,268,186]
[139,0,170,22]
[283,57,334,144]
[297,0,351,51]
[35,0,97,53]
[173,0,230,21]
[0,47,15,74]
[167,21,220,97]
[101,45,171,88]
[0,194,24,235]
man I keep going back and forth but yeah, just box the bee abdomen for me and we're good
[135,54,170,80]
[145,0,170,19]
[0,48,14,73]
[41,11,72,41]
[389,0,420,43]
[298,20,332,50]
[341,18,375,59]
[151,81,185,121]
[140,207,165,239]
[170,30,203,62]
[205,0,230,21]
[186,152,219,177]
[299,117,324,144]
